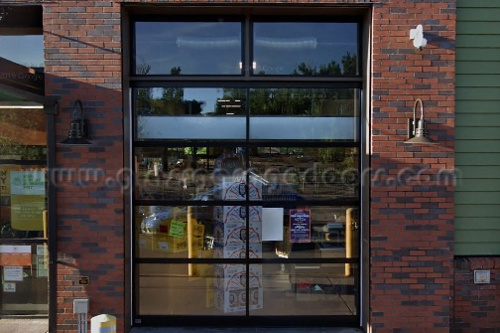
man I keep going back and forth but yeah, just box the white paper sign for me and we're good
[262,208,284,241]
[10,171,45,196]
[37,254,48,278]
[36,244,47,255]
[3,282,16,292]
[4,266,24,281]
[0,245,31,253]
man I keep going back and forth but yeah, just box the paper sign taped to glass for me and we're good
[10,171,46,231]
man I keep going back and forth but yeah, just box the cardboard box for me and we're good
[156,235,188,253]
[191,222,205,238]
[215,177,263,201]
[214,287,263,313]
[213,220,262,246]
[214,205,262,224]
[213,264,262,291]
[213,243,262,259]
[138,233,155,250]
[213,288,244,313]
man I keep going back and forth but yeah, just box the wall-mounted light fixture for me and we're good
[405,98,437,145]
[60,100,91,145]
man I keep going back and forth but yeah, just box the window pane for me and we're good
[135,147,248,201]
[0,107,47,240]
[135,204,265,260]
[253,22,358,76]
[134,146,358,202]
[137,263,247,315]
[0,108,47,161]
[260,206,359,260]
[251,147,359,201]
[134,88,246,140]
[0,35,44,68]
[136,262,357,316]
[134,21,242,75]
[136,205,217,260]
[250,263,358,316]
[249,88,359,141]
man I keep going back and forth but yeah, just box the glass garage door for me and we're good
[130,16,362,327]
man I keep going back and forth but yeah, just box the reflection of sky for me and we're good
[253,22,358,75]
[0,35,44,67]
[135,21,358,76]
[184,88,222,114]
[135,22,241,75]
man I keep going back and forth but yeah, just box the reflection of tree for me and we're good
[215,52,357,116]
[161,67,183,104]
[341,52,358,76]
[158,67,205,115]
[0,109,46,160]
[136,63,153,115]
[292,52,357,76]
[136,66,205,116]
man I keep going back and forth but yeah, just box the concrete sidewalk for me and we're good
[0,318,362,333]
[130,328,363,332]
[0,318,48,333]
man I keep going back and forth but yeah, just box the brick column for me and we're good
[43,1,124,331]
[370,1,455,332]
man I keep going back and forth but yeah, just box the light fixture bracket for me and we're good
[404,99,437,145]
[59,100,92,145]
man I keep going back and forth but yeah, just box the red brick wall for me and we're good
[370,0,456,332]
[36,0,456,332]
[452,257,500,333]
[42,1,124,332]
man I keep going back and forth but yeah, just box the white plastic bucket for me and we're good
[91,314,116,333]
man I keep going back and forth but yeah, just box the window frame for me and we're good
[127,11,365,327]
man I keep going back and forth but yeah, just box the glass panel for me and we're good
[134,88,246,140]
[134,146,358,199]
[134,21,242,75]
[251,147,359,201]
[137,263,357,316]
[0,35,44,67]
[0,108,47,161]
[137,263,246,315]
[253,22,358,76]
[136,205,213,259]
[261,206,359,260]
[0,106,47,316]
[0,242,48,315]
[136,204,266,260]
[249,88,359,141]
[135,146,248,201]
[250,263,358,316]
[1,108,47,238]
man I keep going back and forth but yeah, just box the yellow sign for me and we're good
[10,195,45,231]
[169,220,186,238]
[0,165,19,197]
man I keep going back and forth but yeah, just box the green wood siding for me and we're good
[455,0,500,256]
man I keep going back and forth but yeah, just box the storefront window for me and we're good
[131,14,362,326]
[0,106,48,315]
[253,21,359,76]
[134,88,247,140]
[134,21,242,75]
[0,35,44,68]
[249,88,359,140]
[135,87,359,141]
